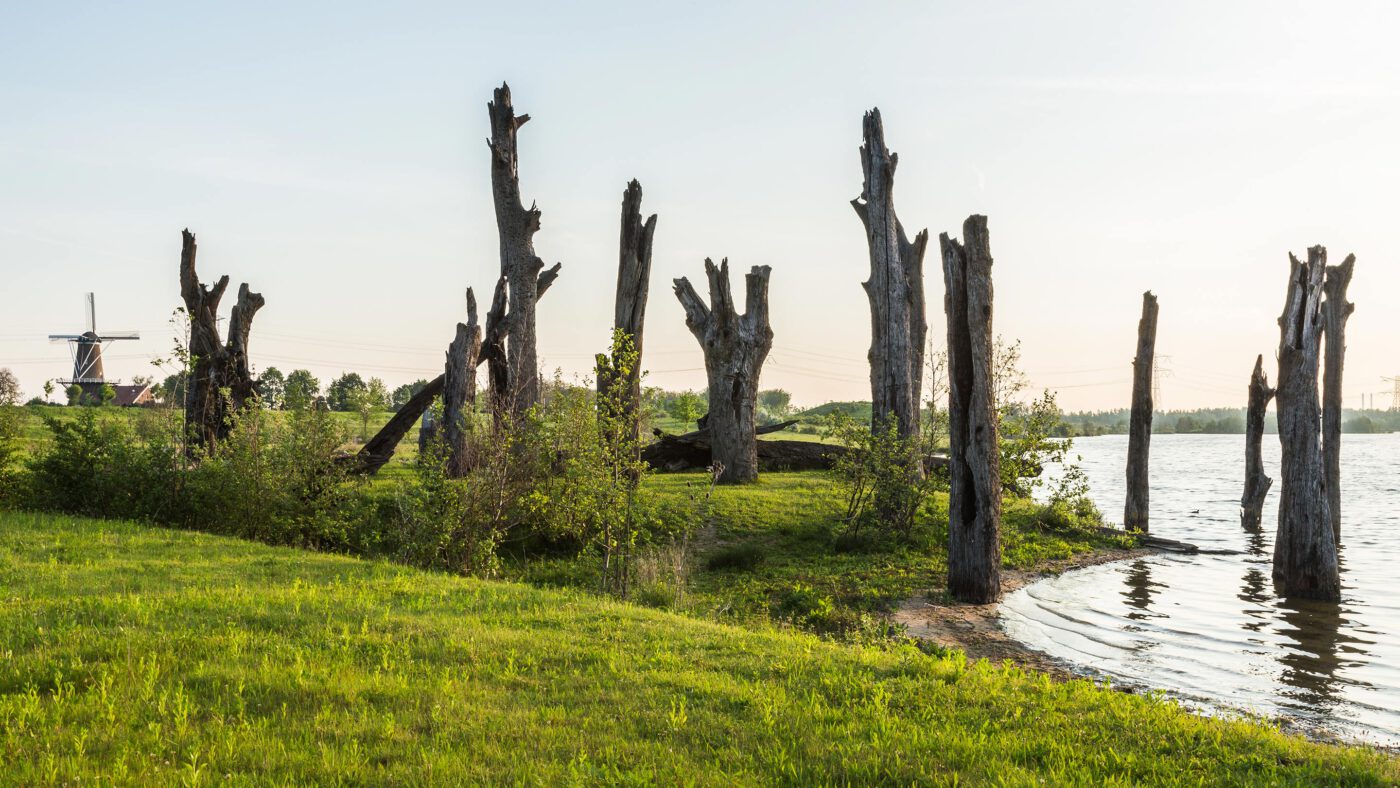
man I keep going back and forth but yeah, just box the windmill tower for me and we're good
[48,293,139,402]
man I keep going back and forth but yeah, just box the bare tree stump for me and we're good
[1241,354,1275,531]
[443,289,483,477]
[1321,255,1355,542]
[487,83,561,418]
[673,259,774,484]
[596,180,657,450]
[851,108,929,440]
[178,229,265,453]
[1124,291,1159,532]
[1273,247,1340,601]
[941,216,1001,604]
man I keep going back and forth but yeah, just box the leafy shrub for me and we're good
[705,542,764,571]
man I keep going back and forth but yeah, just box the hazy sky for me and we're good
[3,1,1398,411]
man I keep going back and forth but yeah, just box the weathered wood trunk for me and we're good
[1273,247,1340,601]
[178,229,265,453]
[673,259,774,484]
[941,216,1001,604]
[1321,255,1355,542]
[487,83,561,418]
[851,108,929,441]
[1124,291,1159,532]
[443,289,483,477]
[596,180,657,450]
[1241,354,1275,531]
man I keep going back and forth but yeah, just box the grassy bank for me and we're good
[1,510,1393,784]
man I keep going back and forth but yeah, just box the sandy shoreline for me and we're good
[892,547,1147,681]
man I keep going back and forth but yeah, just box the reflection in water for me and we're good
[1122,560,1160,622]
[1000,433,1400,745]
[1274,598,1347,714]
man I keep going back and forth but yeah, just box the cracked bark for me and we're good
[1241,354,1274,531]
[1321,255,1354,542]
[1124,291,1158,532]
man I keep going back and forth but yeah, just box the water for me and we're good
[1001,433,1400,745]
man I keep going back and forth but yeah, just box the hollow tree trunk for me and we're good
[851,108,929,441]
[1124,291,1159,532]
[941,215,1001,604]
[673,259,773,484]
[443,289,483,477]
[1273,247,1340,601]
[1241,354,1275,531]
[487,83,561,418]
[1321,255,1355,542]
[596,179,657,452]
[178,229,264,454]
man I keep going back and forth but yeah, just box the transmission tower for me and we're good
[1384,376,1400,411]
[1152,355,1172,409]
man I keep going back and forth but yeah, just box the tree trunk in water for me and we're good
[851,108,929,441]
[443,289,483,477]
[596,179,657,451]
[673,259,773,484]
[941,216,1001,604]
[487,83,561,418]
[178,229,265,454]
[1241,354,1275,531]
[1273,247,1340,601]
[1321,255,1355,542]
[1124,291,1159,532]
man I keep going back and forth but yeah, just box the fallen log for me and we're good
[642,431,847,472]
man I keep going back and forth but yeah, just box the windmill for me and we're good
[48,293,139,402]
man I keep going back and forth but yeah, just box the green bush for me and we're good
[705,542,765,571]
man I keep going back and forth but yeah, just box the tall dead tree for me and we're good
[178,229,265,453]
[673,259,773,484]
[851,108,929,440]
[1124,291,1159,532]
[487,83,560,417]
[443,289,483,477]
[596,180,657,447]
[1241,354,1275,531]
[941,216,1001,604]
[1273,247,1340,601]
[1321,255,1355,542]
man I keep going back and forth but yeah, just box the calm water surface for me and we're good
[1001,433,1400,745]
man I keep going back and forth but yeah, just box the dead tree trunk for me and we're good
[178,229,265,453]
[1321,255,1355,542]
[673,259,773,484]
[1241,354,1275,531]
[487,83,561,418]
[1273,247,1340,601]
[596,180,657,449]
[851,108,929,440]
[941,215,1001,604]
[443,289,483,477]
[1124,291,1159,532]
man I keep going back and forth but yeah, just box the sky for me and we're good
[2,1,1399,411]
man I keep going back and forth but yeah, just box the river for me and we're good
[1001,432,1400,745]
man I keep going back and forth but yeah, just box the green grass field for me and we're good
[1,510,1394,784]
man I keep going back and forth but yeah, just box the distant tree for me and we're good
[130,374,153,388]
[65,384,83,406]
[283,369,320,411]
[326,372,367,412]
[42,380,55,402]
[391,379,430,412]
[347,377,389,440]
[99,383,116,407]
[757,389,793,423]
[667,390,706,428]
[0,369,19,406]
[258,367,287,409]
[158,372,188,406]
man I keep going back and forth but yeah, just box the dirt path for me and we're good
[893,547,1146,681]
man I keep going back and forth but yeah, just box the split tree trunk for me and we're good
[1241,354,1275,531]
[1124,291,1159,532]
[596,180,657,450]
[1273,247,1340,601]
[851,108,929,441]
[1321,255,1355,542]
[443,289,483,477]
[673,259,774,484]
[487,83,561,418]
[178,229,265,454]
[941,215,1001,604]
